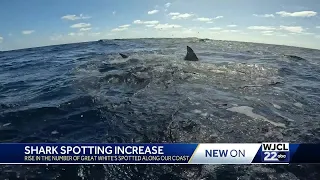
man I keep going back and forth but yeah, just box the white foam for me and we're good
[273,104,281,109]
[193,109,202,114]
[51,130,59,135]
[294,102,303,108]
[227,106,286,128]
[273,87,283,91]
[210,69,225,73]
[2,123,11,127]
[201,112,208,117]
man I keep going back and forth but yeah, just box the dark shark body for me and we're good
[119,46,199,61]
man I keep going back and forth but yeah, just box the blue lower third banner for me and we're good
[0,143,319,164]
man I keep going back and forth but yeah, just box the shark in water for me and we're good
[119,53,129,59]
[119,46,199,61]
[184,46,199,61]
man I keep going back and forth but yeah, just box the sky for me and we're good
[1,0,320,51]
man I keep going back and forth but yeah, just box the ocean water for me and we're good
[0,38,320,179]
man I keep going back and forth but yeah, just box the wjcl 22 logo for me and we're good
[261,143,290,163]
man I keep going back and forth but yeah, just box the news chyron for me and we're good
[261,143,290,163]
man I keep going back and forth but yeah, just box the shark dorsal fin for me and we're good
[184,46,199,61]
[119,53,129,58]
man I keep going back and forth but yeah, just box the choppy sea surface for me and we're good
[0,38,320,179]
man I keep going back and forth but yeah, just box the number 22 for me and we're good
[264,152,277,161]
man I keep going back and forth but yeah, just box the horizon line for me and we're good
[1,37,319,52]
